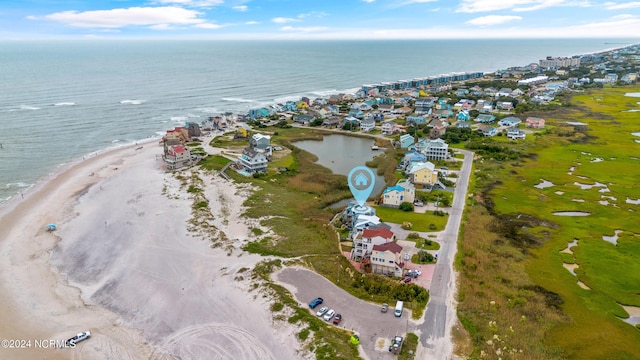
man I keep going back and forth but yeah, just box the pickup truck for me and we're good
[381,303,388,313]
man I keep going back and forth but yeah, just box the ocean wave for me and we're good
[5,182,33,188]
[53,102,76,106]
[195,107,219,114]
[111,139,120,144]
[170,116,187,123]
[273,95,302,104]
[221,97,256,103]
[120,99,145,105]
[20,105,40,110]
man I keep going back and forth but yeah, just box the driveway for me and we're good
[275,267,415,360]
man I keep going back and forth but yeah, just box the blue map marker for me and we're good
[348,166,376,206]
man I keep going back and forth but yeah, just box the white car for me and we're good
[323,309,336,321]
[316,306,328,317]
[65,331,91,346]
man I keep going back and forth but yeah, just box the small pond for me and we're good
[553,211,591,216]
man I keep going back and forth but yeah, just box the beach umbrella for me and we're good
[46,224,57,231]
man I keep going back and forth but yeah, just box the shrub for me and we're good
[402,222,413,230]
[418,250,434,263]
[399,202,414,212]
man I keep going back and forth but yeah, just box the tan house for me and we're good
[370,242,404,276]
[382,180,415,207]
[408,162,438,188]
[351,227,395,262]
[526,117,546,128]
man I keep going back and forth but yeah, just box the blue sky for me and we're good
[2,0,640,40]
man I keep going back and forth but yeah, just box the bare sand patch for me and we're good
[0,137,302,360]
[577,281,591,290]
[554,211,590,216]
[572,198,585,202]
[560,239,579,254]
[563,263,578,275]
[627,197,640,205]
[555,191,564,195]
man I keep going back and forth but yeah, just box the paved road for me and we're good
[275,267,414,360]
[419,149,473,359]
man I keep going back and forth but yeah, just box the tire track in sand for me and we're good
[148,323,277,360]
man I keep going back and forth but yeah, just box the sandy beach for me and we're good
[0,139,301,359]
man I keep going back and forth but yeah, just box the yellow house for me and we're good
[296,101,308,109]
[408,162,438,188]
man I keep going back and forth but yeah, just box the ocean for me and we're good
[0,38,636,204]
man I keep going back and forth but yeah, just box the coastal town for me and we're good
[149,44,640,359]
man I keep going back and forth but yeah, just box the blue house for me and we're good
[457,111,470,121]
[399,134,415,149]
[348,110,365,119]
[475,114,496,123]
[407,116,426,125]
[282,101,298,111]
[498,117,522,127]
[401,151,427,170]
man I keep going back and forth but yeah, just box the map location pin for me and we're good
[348,166,376,207]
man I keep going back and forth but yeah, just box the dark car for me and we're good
[402,277,411,283]
[333,314,342,325]
[308,297,324,309]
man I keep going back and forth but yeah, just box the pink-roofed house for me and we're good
[370,241,404,276]
[351,228,395,262]
[526,117,546,128]
[164,145,192,170]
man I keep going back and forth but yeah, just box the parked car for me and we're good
[323,309,336,321]
[413,201,424,207]
[308,297,323,309]
[315,306,328,317]
[402,277,412,283]
[333,314,342,325]
[406,271,418,278]
[389,336,404,354]
[381,303,389,313]
[65,331,91,346]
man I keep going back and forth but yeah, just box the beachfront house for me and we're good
[399,134,415,149]
[408,161,438,188]
[240,148,268,174]
[369,242,404,276]
[249,133,272,158]
[351,227,395,262]
[164,145,192,170]
[526,117,546,128]
[381,180,415,208]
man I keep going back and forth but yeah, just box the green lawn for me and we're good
[373,206,448,232]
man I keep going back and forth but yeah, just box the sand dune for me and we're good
[0,139,301,359]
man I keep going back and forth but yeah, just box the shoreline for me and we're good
[0,134,302,359]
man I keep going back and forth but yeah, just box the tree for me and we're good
[417,250,434,263]
[399,202,414,212]
[310,118,324,127]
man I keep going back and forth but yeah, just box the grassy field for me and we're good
[374,205,448,232]
[456,87,640,359]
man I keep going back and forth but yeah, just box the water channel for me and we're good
[293,134,387,202]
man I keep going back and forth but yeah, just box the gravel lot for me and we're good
[275,267,419,360]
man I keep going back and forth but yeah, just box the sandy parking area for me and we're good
[0,139,301,359]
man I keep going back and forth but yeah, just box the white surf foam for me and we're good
[53,102,76,106]
[5,182,33,188]
[222,97,255,103]
[120,99,145,105]
[20,105,40,110]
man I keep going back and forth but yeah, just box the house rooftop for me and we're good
[372,241,403,254]
[362,227,394,240]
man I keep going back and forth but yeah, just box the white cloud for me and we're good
[154,0,223,7]
[297,11,328,19]
[232,5,248,12]
[466,15,523,25]
[604,1,640,9]
[362,0,376,3]
[402,0,438,4]
[194,22,223,29]
[245,21,259,25]
[456,0,587,13]
[280,26,328,32]
[272,17,299,23]
[40,7,204,28]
